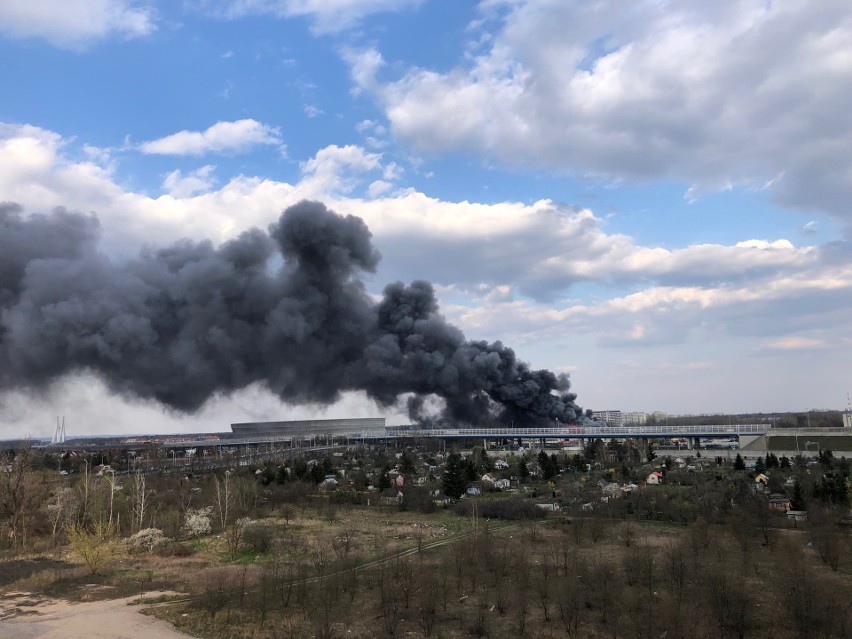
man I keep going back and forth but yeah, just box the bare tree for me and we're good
[46,486,78,546]
[103,469,118,528]
[703,566,754,639]
[0,445,40,550]
[556,557,586,637]
[378,560,403,638]
[225,517,254,560]
[620,520,637,547]
[533,549,553,622]
[332,527,357,561]
[194,566,237,620]
[811,518,842,572]
[664,541,689,603]
[783,560,849,639]
[130,470,151,532]
[214,471,233,530]
[391,555,419,609]
[417,571,439,637]
[513,552,530,636]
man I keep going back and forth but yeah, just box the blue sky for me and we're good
[1,0,851,437]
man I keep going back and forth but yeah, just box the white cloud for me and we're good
[354,0,852,221]
[299,144,382,195]
[162,165,217,198]
[139,119,282,156]
[303,104,324,118]
[2,122,851,420]
[800,221,819,236]
[761,336,828,351]
[204,0,422,33]
[0,0,155,48]
[367,179,392,197]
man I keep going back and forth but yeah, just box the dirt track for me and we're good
[0,591,196,639]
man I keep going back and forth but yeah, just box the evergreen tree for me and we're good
[791,478,806,510]
[442,452,466,499]
[537,451,558,481]
[755,456,766,474]
[518,458,530,482]
[399,451,417,477]
[463,456,478,481]
[378,466,391,491]
[734,454,746,471]
[818,450,835,469]
[646,442,657,463]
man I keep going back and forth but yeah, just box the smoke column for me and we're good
[0,201,584,426]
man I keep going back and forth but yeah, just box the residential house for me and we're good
[379,488,403,506]
[535,502,560,511]
[787,510,807,524]
[432,493,452,507]
[768,495,792,512]
[647,471,663,485]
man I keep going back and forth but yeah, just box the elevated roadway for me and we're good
[158,424,770,449]
[353,424,770,440]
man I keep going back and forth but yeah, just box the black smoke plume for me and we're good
[0,201,583,426]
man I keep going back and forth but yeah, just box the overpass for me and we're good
[127,422,852,457]
[147,423,769,451]
[352,424,770,440]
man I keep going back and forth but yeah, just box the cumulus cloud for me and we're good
[162,165,217,198]
[3,122,851,353]
[139,119,282,156]
[0,0,155,48]
[198,0,423,33]
[352,0,852,222]
[299,144,382,195]
[2,121,852,421]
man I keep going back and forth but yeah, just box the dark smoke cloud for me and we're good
[0,200,584,426]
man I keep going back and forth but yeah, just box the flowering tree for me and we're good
[183,506,213,538]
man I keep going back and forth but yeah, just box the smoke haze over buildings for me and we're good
[0,200,583,426]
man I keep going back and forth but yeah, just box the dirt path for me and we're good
[0,591,197,639]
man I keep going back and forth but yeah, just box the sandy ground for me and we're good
[0,591,197,639]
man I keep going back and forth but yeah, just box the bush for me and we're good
[128,528,171,554]
[68,521,118,575]
[182,507,213,538]
[155,541,194,557]
[244,524,275,554]
[400,486,437,513]
[454,498,546,520]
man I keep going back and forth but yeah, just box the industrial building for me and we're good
[231,417,386,439]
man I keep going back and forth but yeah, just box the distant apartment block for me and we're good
[592,410,624,427]
[844,412,852,429]
[623,412,648,425]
